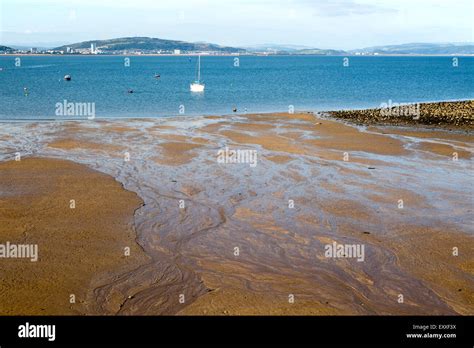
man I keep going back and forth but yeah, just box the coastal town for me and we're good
[0,43,243,55]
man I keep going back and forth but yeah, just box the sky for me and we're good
[0,0,473,49]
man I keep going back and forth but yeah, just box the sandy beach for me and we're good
[0,158,148,315]
[0,106,472,315]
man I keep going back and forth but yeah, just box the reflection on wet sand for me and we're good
[0,112,472,315]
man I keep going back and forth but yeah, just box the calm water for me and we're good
[0,55,473,120]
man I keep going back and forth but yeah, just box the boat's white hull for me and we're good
[190,83,205,92]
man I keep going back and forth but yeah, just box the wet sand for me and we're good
[0,112,472,315]
[0,158,148,315]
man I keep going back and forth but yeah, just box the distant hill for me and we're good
[245,44,347,55]
[247,42,474,56]
[293,48,347,55]
[54,37,245,53]
[245,44,314,52]
[350,43,474,55]
[0,45,14,53]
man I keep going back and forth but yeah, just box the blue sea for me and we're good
[0,55,473,120]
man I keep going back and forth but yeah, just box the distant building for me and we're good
[174,49,181,55]
[30,47,38,53]
[66,47,71,53]
[91,43,97,54]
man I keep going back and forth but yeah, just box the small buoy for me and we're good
[154,74,160,79]
[23,87,29,96]
[64,75,71,81]
[127,89,134,94]
[232,107,237,113]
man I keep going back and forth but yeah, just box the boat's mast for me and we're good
[198,55,201,82]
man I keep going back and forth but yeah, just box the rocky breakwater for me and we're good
[327,100,474,130]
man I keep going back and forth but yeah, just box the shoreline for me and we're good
[0,100,472,131]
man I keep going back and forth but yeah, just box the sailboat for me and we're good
[190,55,205,92]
